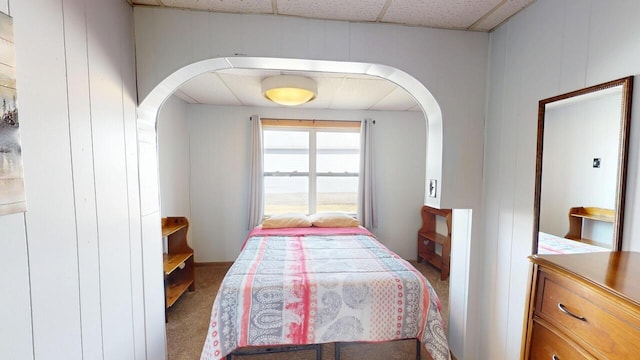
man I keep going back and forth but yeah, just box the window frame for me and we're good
[262,119,361,216]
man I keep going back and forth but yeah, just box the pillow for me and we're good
[261,213,312,229]
[309,212,360,227]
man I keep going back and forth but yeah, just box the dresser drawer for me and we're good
[529,319,594,360]
[536,271,640,359]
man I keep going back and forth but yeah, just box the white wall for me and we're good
[1,0,150,359]
[158,95,191,220]
[185,105,426,262]
[133,7,488,211]
[133,9,488,358]
[483,0,640,358]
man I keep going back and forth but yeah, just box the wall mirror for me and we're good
[533,76,633,254]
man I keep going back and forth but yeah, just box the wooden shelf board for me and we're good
[163,252,193,274]
[166,278,194,308]
[570,213,614,223]
[418,231,449,244]
[419,251,443,267]
[162,223,187,237]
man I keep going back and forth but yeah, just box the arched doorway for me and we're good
[136,57,447,358]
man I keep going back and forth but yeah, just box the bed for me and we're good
[537,231,609,254]
[200,223,450,360]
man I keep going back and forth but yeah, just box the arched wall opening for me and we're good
[135,57,469,359]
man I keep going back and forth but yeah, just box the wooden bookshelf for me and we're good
[417,206,452,280]
[565,207,614,242]
[161,217,195,315]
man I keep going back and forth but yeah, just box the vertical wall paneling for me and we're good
[0,213,33,359]
[188,105,250,261]
[448,209,471,357]
[484,0,640,358]
[209,12,242,59]
[492,20,520,359]
[119,0,146,358]
[558,1,590,92]
[587,1,640,84]
[154,8,193,90]
[86,0,135,357]
[241,14,282,57]
[131,7,157,108]
[306,19,325,61]
[141,211,167,360]
[281,17,309,59]
[13,0,83,357]
[62,0,104,357]
[8,0,142,359]
[157,96,191,220]
[0,4,33,360]
[480,23,507,358]
[350,22,398,66]
[372,112,426,258]
[322,20,350,61]
[189,10,210,62]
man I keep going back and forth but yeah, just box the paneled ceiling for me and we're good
[131,0,534,111]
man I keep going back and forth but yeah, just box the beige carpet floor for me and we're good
[166,261,450,360]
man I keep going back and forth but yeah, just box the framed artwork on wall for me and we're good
[0,11,25,216]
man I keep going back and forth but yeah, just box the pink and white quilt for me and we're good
[538,231,609,254]
[200,227,450,360]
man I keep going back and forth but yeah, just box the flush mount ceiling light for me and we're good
[262,75,317,106]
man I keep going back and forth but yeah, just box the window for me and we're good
[263,120,360,215]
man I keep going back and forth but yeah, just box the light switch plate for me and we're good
[429,179,437,198]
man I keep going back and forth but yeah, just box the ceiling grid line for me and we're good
[467,0,507,31]
[376,0,393,23]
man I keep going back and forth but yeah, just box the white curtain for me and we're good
[358,119,377,229]
[247,115,264,229]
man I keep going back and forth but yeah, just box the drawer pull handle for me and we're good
[552,355,559,360]
[558,303,586,321]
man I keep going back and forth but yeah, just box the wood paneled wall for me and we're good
[483,0,640,358]
[1,0,150,359]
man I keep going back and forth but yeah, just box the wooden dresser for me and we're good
[522,252,640,359]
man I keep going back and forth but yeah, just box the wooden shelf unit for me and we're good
[417,206,452,280]
[162,217,195,312]
[565,207,614,244]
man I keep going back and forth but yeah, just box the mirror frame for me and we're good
[532,76,634,254]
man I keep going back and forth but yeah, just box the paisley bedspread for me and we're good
[200,227,450,360]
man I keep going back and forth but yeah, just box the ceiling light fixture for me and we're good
[262,75,317,106]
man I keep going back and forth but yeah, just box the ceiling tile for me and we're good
[173,89,198,104]
[178,70,422,111]
[468,0,533,31]
[179,73,243,105]
[382,0,502,29]
[330,77,397,110]
[277,0,388,22]
[313,76,348,109]
[218,73,275,107]
[161,0,273,13]
[371,87,419,111]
